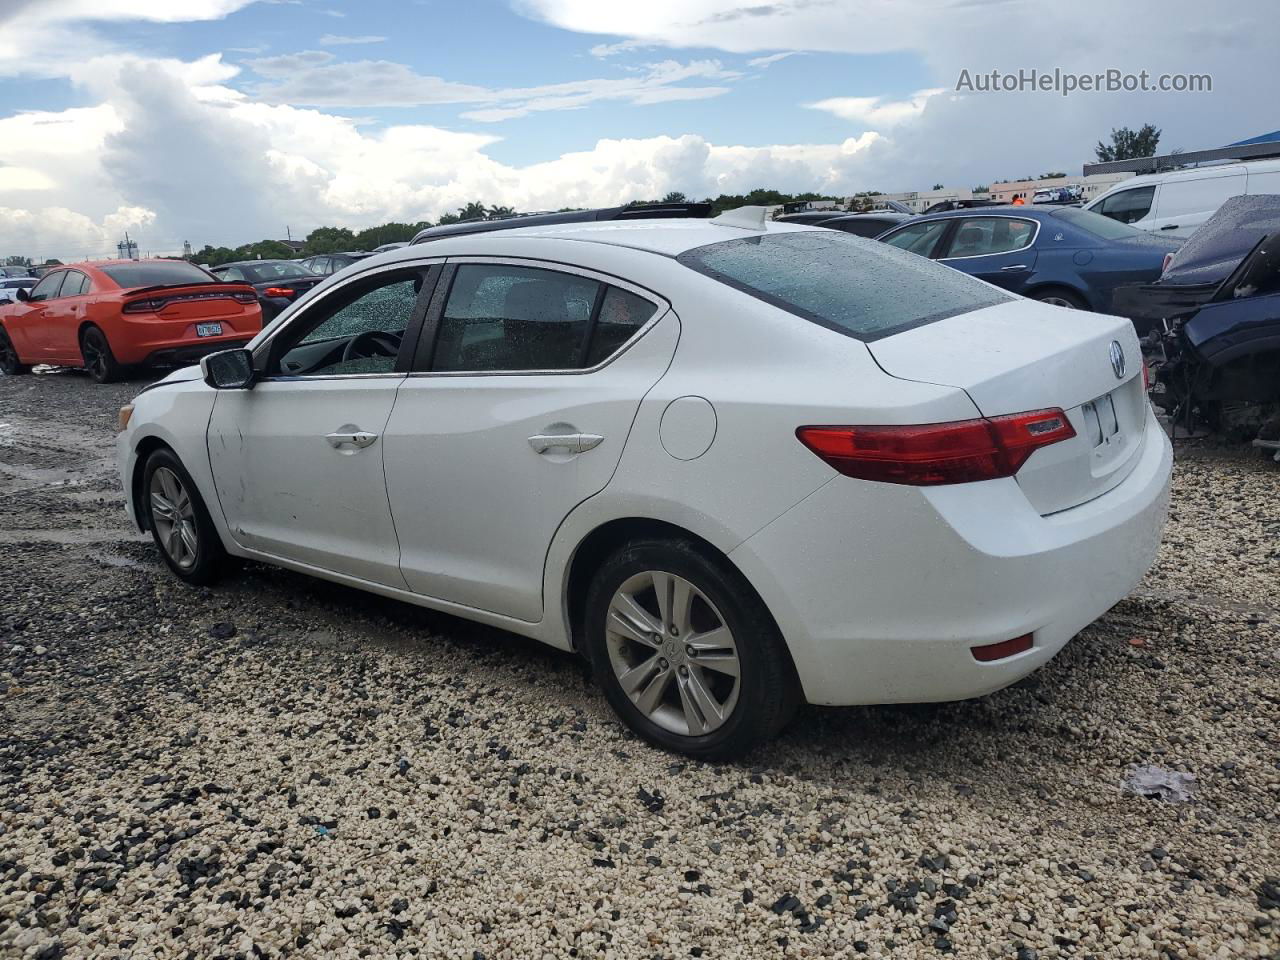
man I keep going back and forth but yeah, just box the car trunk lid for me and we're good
[865,299,1148,514]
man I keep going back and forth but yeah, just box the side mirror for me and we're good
[201,348,255,389]
[15,287,30,302]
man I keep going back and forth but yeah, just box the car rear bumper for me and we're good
[141,339,250,368]
[729,406,1173,706]
[111,313,262,365]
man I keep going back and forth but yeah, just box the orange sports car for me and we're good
[0,259,263,382]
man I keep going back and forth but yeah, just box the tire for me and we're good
[1032,287,1087,310]
[0,326,31,375]
[142,448,231,586]
[583,538,799,760]
[80,326,125,383]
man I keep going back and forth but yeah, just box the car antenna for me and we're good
[709,205,768,231]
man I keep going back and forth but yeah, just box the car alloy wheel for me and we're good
[81,331,109,381]
[0,331,23,374]
[1039,296,1076,308]
[149,466,199,570]
[604,570,741,736]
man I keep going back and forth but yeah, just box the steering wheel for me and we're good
[341,330,402,364]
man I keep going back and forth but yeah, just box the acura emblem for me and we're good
[1109,340,1125,379]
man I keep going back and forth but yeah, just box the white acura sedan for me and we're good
[117,208,1172,758]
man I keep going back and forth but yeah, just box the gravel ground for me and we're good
[1,368,1278,960]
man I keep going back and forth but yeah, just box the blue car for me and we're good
[875,206,1180,320]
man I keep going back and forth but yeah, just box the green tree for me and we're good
[436,212,461,226]
[1095,124,1161,163]
[352,221,432,250]
[931,183,945,191]
[972,184,989,193]
[303,226,357,255]
[457,201,489,222]
[4,255,31,267]
[486,204,515,219]
[661,191,687,203]
[1038,171,1067,179]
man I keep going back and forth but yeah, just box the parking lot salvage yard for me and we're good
[1,372,1278,958]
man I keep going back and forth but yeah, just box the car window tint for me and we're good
[60,272,89,296]
[432,264,599,372]
[1096,186,1155,224]
[98,261,213,288]
[27,272,64,302]
[944,218,1036,258]
[586,287,658,365]
[880,219,950,257]
[678,231,1012,342]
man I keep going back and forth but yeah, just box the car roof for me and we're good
[215,259,304,268]
[372,217,824,261]
[898,206,1055,222]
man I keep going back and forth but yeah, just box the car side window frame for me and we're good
[26,271,67,303]
[878,219,956,260]
[936,216,1040,261]
[60,270,90,297]
[251,260,445,381]
[1096,185,1156,224]
[408,256,670,377]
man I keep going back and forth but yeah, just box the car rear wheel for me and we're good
[0,327,31,375]
[584,539,798,759]
[143,448,230,585]
[1034,287,1087,309]
[80,326,125,383]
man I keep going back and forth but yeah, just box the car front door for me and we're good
[935,216,1039,291]
[205,263,440,586]
[1091,185,1157,231]
[381,259,678,622]
[5,270,67,360]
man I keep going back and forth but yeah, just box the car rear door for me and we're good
[41,270,91,362]
[382,259,678,622]
[206,263,439,586]
[935,216,1039,291]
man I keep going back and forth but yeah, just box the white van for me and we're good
[1084,159,1280,238]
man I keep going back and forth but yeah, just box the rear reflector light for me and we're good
[971,634,1033,662]
[1161,252,1174,275]
[796,409,1075,486]
[263,287,295,298]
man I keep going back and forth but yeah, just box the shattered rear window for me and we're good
[677,231,1012,342]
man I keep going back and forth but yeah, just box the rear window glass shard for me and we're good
[676,231,1012,342]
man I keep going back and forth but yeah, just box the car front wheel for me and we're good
[143,448,231,585]
[0,326,31,375]
[584,539,798,759]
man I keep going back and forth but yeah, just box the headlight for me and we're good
[117,404,134,432]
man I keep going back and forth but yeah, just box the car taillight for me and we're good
[231,290,257,304]
[122,298,164,314]
[796,409,1076,486]
[263,287,295,298]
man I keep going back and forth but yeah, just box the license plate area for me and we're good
[1081,392,1121,447]
[196,322,224,338]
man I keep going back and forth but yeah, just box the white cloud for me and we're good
[746,51,799,68]
[245,53,740,119]
[807,88,946,127]
[318,34,387,45]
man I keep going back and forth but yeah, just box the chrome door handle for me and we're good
[325,430,378,448]
[528,433,604,454]
[1000,264,1028,271]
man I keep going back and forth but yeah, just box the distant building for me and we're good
[278,239,305,253]
[873,187,974,214]
[987,172,1133,205]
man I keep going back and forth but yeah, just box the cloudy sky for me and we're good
[0,0,1274,259]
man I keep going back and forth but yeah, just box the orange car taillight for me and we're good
[796,409,1076,486]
